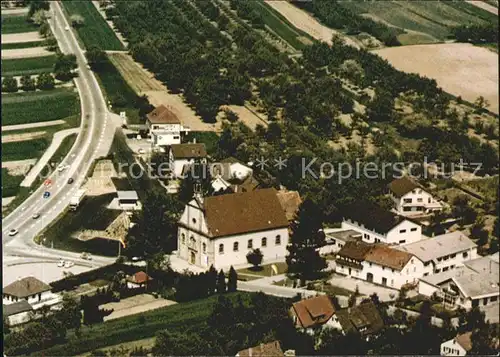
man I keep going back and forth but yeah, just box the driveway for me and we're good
[329,273,398,302]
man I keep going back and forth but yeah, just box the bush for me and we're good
[2,76,18,92]
[36,72,55,90]
[246,248,263,270]
[20,75,36,91]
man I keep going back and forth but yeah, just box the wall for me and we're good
[440,339,467,356]
[6,311,31,327]
[433,247,477,273]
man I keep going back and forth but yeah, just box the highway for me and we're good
[2,2,116,267]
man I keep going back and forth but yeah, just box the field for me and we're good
[61,0,124,50]
[2,89,80,126]
[1,54,56,76]
[1,137,51,161]
[34,292,247,356]
[1,15,38,34]
[2,40,45,50]
[341,0,497,43]
[374,43,499,114]
[1,168,25,198]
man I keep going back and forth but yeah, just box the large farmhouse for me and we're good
[177,188,290,270]
[146,105,190,146]
[388,176,443,216]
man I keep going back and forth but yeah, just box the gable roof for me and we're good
[337,241,373,262]
[291,295,336,329]
[365,244,413,271]
[455,332,472,351]
[127,271,152,284]
[276,190,302,221]
[343,201,413,234]
[146,105,181,124]
[388,176,422,197]
[201,188,289,238]
[237,341,284,357]
[3,300,33,317]
[3,277,51,298]
[397,231,477,262]
[170,143,207,159]
[335,301,384,336]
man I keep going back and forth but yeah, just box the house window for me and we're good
[181,233,185,244]
[443,267,449,272]
[417,198,423,202]
[391,279,394,286]
[403,198,412,203]
[435,269,441,273]
[233,242,239,252]
[190,236,196,245]
[248,239,253,249]
[192,218,197,224]
[391,269,394,273]
[491,296,498,302]
[399,229,406,233]
[410,228,417,232]
[262,237,267,247]
[399,240,406,244]
[219,244,224,254]
[463,252,468,258]
[428,197,431,203]
[202,243,206,253]
[424,261,430,266]
[450,254,456,258]
[483,298,488,305]
[413,267,416,272]
[369,262,372,267]
[173,136,180,139]
[275,235,281,245]
[424,272,429,276]
[382,266,385,271]
[403,207,411,211]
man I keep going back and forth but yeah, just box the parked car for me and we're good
[80,252,92,260]
[65,26,69,31]
[67,178,74,184]
[57,260,65,267]
[64,261,74,268]
[32,213,40,219]
[8,229,18,236]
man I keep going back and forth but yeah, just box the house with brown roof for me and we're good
[236,341,285,357]
[440,332,472,356]
[169,142,207,178]
[335,241,425,290]
[3,276,61,310]
[290,295,337,334]
[177,188,290,269]
[332,301,384,338]
[126,271,153,289]
[388,176,443,216]
[146,105,190,147]
[341,200,423,246]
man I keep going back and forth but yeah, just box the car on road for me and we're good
[64,261,74,268]
[65,26,70,31]
[67,178,74,184]
[80,252,92,260]
[57,260,65,267]
[43,191,51,199]
[8,229,18,236]
[32,213,40,219]
[131,256,142,262]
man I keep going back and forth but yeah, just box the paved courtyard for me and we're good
[102,294,177,321]
[329,273,398,302]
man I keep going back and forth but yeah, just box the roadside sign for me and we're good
[43,191,51,199]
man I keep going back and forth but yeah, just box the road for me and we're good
[2,2,117,269]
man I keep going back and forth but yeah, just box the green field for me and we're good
[2,89,79,126]
[2,40,45,50]
[1,168,25,198]
[1,14,38,34]
[61,0,124,50]
[2,137,51,161]
[248,1,313,50]
[33,293,246,356]
[342,0,497,43]
[1,55,57,76]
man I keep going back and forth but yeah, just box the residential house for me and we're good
[3,277,61,310]
[440,332,472,356]
[319,228,362,256]
[126,271,152,289]
[276,189,302,223]
[335,241,425,289]
[388,176,443,216]
[418,255,499,311]
[330,301,384,338]
[146,105,190,146]
[177,188,289,270]
[3,300,33,326]
[397,231,477,276]
[290,295,337,334]
[116,190,140,211]
[236,341,284,357]
[210,158,260,193]
[341,201,422,246]
[169,143,207,178]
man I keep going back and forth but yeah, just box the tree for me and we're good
[54,53,77,81]
[54,294,81,331]
[154,330,206,356]
[286,199,327,286]
[474,96,489,112]
[366,89,395,122]
[31,9,46,25]
[2,76,18,92]
[207,265,218,295]
[38,21,50,37]
[246,248,263,270]
[70,14,85,27]
[217,14,230,31]
[36,72,55,90]
[224,108,239,123]
[227,266,238,292]
[86,45,108,71]
[216,269,227,294]
[339,59,364,83]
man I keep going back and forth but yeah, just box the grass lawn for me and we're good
[237,262,288,277]
[61,0,124,50]
[2,40,45,50]
[33,292,247,356]
[1,168,25,198]
[248,1,313,50]
[1,15,38,34]
[47,133,78,166]
[2,137,51,161]
[1,55,57,76]
[2,88,79,126]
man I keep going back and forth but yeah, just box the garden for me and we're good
[2,55,57,76]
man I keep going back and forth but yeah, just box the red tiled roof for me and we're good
[291,295,335,329]
[147,105,181,124]
[237,341,284,357]
[127,271,152,284]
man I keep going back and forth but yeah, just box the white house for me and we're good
[319,228,362,256]
[177,188,289,270]
[290,295,337,334]
[341,201,423,246]
[418,255,499,311]
[335,241,425,290]
[397,231,477,276]
[146,105,190,146]
[3,276,61,310]
[210,158,259,193]
[169,143,207,178]
[3,300,33,326]
[440,332,472,356]
[388,176,443,216]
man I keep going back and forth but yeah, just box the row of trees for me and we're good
[1,72,55,92]
[452,24,498,44]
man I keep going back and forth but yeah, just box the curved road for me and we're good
[2,2,116,267]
